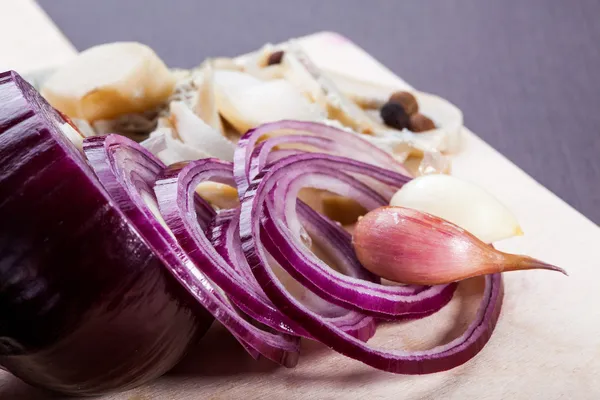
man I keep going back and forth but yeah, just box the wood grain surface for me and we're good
[1,30,599,399]
[36,0,600,225]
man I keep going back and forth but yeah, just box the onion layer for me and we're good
[242,153,455,319]
[86,135,300,367]
[237,152,504,373]
[157,160,377,342]
[0,71,212,395]
[233,120,411,196]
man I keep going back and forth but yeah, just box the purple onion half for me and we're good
[0,71,212,395]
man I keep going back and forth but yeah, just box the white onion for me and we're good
[169,101,234,161]
[215,79,326,134]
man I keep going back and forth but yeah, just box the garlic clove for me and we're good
[169,101,234,161]
[390,174,522,243]
[353,206,566,285]
[41,42,175,122]
[215,79,326,134]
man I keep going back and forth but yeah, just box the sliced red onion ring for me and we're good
[211,206,376,342]
[84,135,299,367]
[239,153,504,373]
[242,153,455,319]
[157,159,376,342]
[234,120,411,196]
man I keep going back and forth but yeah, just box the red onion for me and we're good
[86,135,300,367]
[233,120,411,196]
[0,71,212,395]
[237,152,504,373]
[209,208,376,341]
[154,159,377,342]
[240,153,456,319]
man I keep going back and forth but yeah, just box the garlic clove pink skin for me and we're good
[353,206,566,285]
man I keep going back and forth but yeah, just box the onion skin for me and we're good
[353,206,566,285]
[0,71,211,395]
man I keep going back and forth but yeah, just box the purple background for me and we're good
[38,0,600,224]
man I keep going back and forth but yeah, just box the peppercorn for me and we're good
[389,91,419,116]
[266,50,285,66]
[380,101,410,130]
[408,113,436,132]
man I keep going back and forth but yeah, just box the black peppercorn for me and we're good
[389,91,419,116]
[267,50,285,66]
[380,102,410,130]
[408,113,436,132]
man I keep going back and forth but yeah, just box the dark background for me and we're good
[38,0,600,224]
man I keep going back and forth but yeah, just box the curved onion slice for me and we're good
[236,153,455,319]
[193,61,223,133]
[233,120,411,196]
[282,43,381,134]
[413,91,463,153]
[210,209,376,341]
[215,78,326,134]
[0,71,211,395]
[214,70,263,93]
[390,174,523,243]
[238,152,504,373]
[154,159,376,341]
[84,135,300,367]
[150,126,210,165]
[169,101,234,161]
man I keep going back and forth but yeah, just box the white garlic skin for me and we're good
[389,174,523,244]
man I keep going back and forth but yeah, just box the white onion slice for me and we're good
[169,101,234,161]
[215,79,326,134]
[415,91,463,153]
[214,70,263,93]
[194,62,223,133]
[152,127,210,165]
[59,122,84,151]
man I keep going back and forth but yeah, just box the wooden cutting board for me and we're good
[1,8,599,399]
